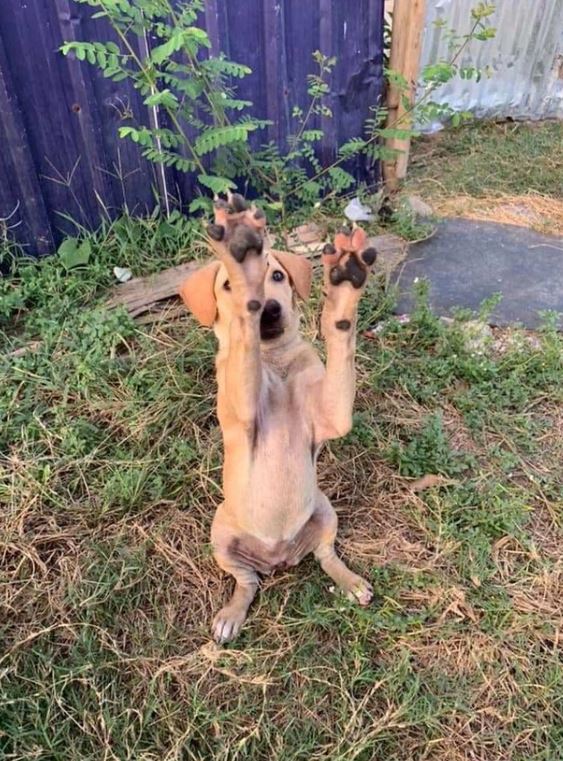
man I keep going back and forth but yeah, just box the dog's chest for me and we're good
[255,374,311,450]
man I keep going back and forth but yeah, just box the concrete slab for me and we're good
[394,218,563,328]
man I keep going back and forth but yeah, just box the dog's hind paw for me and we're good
[212,604,248,644]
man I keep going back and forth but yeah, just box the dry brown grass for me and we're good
[429,193,563,237]
[406,120,563,238]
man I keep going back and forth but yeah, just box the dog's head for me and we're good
[179,249,312,345]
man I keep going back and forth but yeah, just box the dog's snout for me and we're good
[260,299,284,340]
[263,299,282,320]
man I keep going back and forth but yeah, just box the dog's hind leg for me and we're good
[312,492,373,606]
[211,557,259,644]
[211,505,260,644]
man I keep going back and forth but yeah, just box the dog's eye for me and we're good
[272,270,285,282]
[223,280,231,291]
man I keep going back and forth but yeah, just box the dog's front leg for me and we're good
[210,195,268,425]
[313,227,377,440]
[221,289,263,425]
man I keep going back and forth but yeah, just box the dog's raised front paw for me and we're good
[322,226,377,291]
[208,193,266,263]
[206,192,267,299]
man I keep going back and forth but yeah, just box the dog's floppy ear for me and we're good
[178,261,221,327]
[270,249,312,301]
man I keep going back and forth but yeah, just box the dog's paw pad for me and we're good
[228,225,263,263]
[230,193,249,212]
[324,227,376,290]
[361,247,377,266]
[207,223,225,241]
[335,319,351,331]
[329,253,368,289]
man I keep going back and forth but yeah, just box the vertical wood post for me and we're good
[383,0,426,191]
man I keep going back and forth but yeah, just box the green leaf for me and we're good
[144,89,179,110]
[194,124,257,156]
[377,127,417,140]
[471,2,496,20]
[202,57,252,78]
[150,31,185,65]
[422,62,456,84]
[301,130,324,142]
[58,238,91,269]
[338,138,367,158]
[185,26,211,48]
[119,126,153,147]
[197,175,237,194]
[328,167,355,191]
[474,27,496,41]
[301,180,322,199]
[188,197,213,214]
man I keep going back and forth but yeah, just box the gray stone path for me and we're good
[394,218,563,328]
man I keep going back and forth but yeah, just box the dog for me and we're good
[179,193,377,643]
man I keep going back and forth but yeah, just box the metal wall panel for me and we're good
[0,0,384,255]
[419,0,563,125]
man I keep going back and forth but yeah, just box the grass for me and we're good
[405,120,563,235]
[1,162,562,757]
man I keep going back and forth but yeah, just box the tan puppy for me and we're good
[180,194,377,643]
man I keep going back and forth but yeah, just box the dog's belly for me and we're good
[224,415,318,541]
[229,511,322,574]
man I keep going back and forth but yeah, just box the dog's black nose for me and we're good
[263,299,282,320]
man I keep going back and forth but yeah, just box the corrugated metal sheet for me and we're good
[419,0,563,124]
[0,0,384,255]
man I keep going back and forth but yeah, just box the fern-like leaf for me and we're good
[194,124,257,156]
[197,175,237,194]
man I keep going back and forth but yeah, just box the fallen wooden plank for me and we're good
[105,261,196,317]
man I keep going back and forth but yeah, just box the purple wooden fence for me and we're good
[0,1,384,256]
